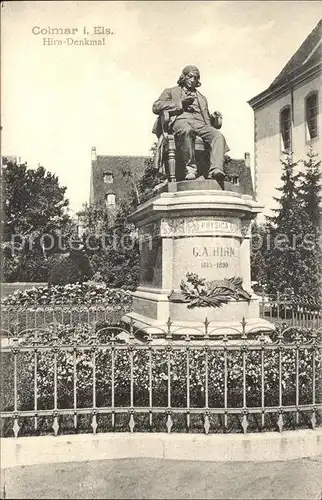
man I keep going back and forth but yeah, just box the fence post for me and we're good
[277,291,280,321]
[241,317,247,339]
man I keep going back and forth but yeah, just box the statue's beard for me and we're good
[183,77,198,90]
[183,84,197,95]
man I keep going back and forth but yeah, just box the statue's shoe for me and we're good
[207,168,225,181]
[185,165,197,180]
[185,172,196,180]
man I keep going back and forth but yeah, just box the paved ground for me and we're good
[2,456,322,499]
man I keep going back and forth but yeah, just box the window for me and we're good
[105,193,116,206]
[103,172,113,184]
[280,106,292,152]
[305,92,318,140]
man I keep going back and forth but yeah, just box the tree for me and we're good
[138,157,167,203]
[297,149,322,300]
[266,154,305,296]
[265,152,321,300]
[2,161,74,281]
[120,165,141,206]
[298,148,321,228]
[47,246,94,286]
[250,220,270,293]
[77,199,140,290]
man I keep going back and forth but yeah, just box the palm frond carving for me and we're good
[169,273,251,309]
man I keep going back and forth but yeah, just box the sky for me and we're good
[2,0,322,213]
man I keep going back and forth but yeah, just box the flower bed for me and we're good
[1,282,133,307]
[1,283,133,334]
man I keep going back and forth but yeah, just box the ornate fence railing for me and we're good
[259,294,321,328]
[1,318,321,438]
[1,292,320,339]
[1,304,128,341]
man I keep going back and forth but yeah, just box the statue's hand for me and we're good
[211,111,223,129]
[182,96,195,110]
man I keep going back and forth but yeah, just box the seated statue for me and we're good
[152,65,230,182]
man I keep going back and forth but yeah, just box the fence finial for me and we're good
[166,317,172,339]
[204,317,210,338]
[241,317,247,338]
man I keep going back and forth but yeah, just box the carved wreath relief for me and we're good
[169,273,251,309]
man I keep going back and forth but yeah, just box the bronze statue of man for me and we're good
[152,65,230,181]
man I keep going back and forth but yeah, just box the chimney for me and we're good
[91,146,97,162]
[244,152,250,168]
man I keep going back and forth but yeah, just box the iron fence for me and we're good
[1,318,321,438]
[1,292,320,341]
[1,304,128,341]
[259,294,321,328]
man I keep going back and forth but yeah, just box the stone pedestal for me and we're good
[123,181,273,337]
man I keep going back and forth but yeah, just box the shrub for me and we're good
[2,253,49,282]
[48,250,94,286]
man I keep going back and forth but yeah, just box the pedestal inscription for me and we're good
[173,236,240,286]
[161,217,242,238]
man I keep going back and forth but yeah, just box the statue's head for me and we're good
[177,65,201,89]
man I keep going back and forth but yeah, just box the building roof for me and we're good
[270,19,322,89]
[248,19,322,109]
[90,154,150,205]
[94,155,150,178]
[224,157,254,198]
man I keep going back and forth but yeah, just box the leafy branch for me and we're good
[169,273,251,309]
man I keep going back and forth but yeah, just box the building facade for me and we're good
[90,147,255,209]
[90,147,150,208]
[248,20,322,216]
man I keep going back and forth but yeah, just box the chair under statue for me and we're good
[157,109,224,183]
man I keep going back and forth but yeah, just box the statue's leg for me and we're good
[196,125,230,180]
[172,121,197,180]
